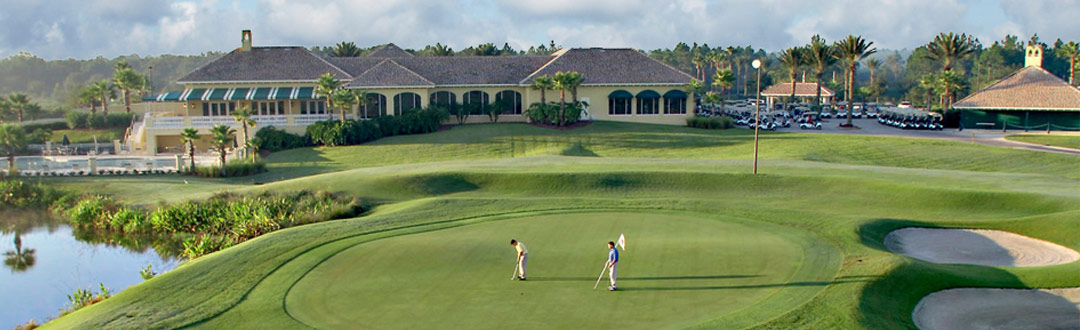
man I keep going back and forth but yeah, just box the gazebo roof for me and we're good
[760,82,835,97]
[954,66,1080,111]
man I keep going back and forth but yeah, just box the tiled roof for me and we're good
[521,48,697,85]
[367,43,414,58]
[346,59,434,88]
[177,47,350,83]
[396,56,552,85]
[761,82,835,97]
[954,66,1080,111]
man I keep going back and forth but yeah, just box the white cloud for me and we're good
[999,0,1080,44]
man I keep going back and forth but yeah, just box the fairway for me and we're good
[284,212,840,329]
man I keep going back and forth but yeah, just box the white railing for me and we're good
[190,117,238,128]
[294,114,336,125]
[150,117,186,129]
[253,115,288,126]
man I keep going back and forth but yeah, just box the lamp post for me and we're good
[752,59,762,175]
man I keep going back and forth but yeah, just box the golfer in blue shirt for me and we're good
[605,241,619,291]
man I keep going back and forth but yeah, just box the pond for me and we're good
[0,211,179,328]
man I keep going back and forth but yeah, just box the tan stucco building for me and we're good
[132,31,698,155]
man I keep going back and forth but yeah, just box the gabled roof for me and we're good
[346,59,434,88]
[177,47,350,83]
[367,43,414,58]
[954,66,1080,111]
[761,82,835,97]
[521,48,697,85]
[396,56,552,85]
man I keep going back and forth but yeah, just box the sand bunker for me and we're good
[913,287,1080,330]
[884,228,1080,267]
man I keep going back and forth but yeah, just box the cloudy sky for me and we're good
[1,0,1077,59]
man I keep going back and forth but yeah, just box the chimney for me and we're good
[1025,45,1043,68]
[241,30,252,51]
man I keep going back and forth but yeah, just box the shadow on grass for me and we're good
[528,274,761,282]
[858,218,948,252]
[617,275,876,292]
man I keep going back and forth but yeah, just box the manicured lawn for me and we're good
[49,128,125,144]
[40,122,1080,329]
[1006,134,1080,150]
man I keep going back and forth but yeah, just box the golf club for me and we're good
[592,264,607,289]
[511,262,518,280]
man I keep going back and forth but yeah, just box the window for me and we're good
[495,90,523,115]
[430,91,456,107]
[365,93,387,118]
[663,90,688,114]
[608,90,632,115]
[300,100,326,115]
[255,101,286,116]
[636,90,660,115]
[202,102,236,116]
[463,90,489,115]
[394,92,422,116]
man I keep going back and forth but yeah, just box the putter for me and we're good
[592,264,607,289]
[511,262,518,280]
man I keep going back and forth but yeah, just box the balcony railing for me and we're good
[147,114,346,130]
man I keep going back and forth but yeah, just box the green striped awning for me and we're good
[204,88,228,100]
[272,87,293,100]
[180,88,207,101]
[294,87,315,99]
[636,90,661,99]
[609,90,633,99]
[155,91,182,102]
[229,88,250,101]
[250,88,272,100]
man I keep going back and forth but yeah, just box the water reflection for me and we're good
[0,210,180,328]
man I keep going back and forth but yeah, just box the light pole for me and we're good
[752,58,762,175]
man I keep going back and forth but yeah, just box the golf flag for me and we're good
[616,233,626,251]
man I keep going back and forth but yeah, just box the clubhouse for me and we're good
[132,30,698,155]
[955,45,1080,131]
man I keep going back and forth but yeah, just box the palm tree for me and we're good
[1056,41,1080,85]
[114,62,147,113]
[7,93,29,123]
[3,234,35,273]
[430,43,454,56]
[0,100,9,124]
[349,89,370,119]
[331,89,358,120]
[78,85,99,114]
[24,103,41,121]
[806,35,837,112]
[925,33,976,112]
[531,75,554,105]
[692,54,706,81]
[330,41,363,57]
[684,80,705,108]
[919,74,938,110]
[180,128,200,173]
[0,124,27,176]
[704,92,722,113]
[315,73,342,120]
[552,72,572,126]
[93,80,115,116]
[937,71,968,112]
[778,47,805,106]
[231,106,256,162]
[864,58,882,86]
[209,124,235,177]
[834,35,877,126]
[712,69,734,113]
[562,71,584,104]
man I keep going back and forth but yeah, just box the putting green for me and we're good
[284,212,840,329]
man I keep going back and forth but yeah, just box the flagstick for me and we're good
[592,264,607,289]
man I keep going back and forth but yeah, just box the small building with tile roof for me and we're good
[760,82,834,107]
[954,45,1080,131]
[132,30,699,155]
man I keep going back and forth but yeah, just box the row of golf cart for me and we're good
[877,109,944,130]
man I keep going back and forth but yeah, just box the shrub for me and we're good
[254,126,310,152]
[63,111,136,129]
[193,161,267,178]
[64,111,88,129]
[0,180,67,209]
[687,115,735,129]
[20,121,68,131]
[140,263,156,280]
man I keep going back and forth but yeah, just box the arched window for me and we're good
[663,90,688,114]
[362,93,386,119]
[608,90,632,115]
[394,92,422,116]
[463,90,489,115]
[495,90,523,115]
[430,91,456,108]
[636,90,661,115]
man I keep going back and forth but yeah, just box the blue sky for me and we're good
[0,0,1077,59]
